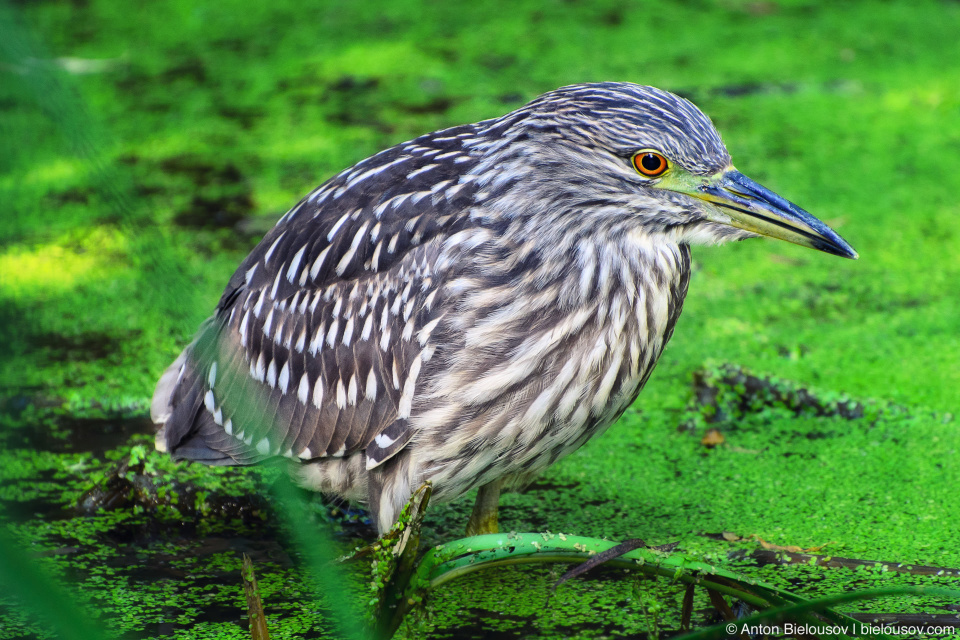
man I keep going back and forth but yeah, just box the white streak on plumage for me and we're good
[286,245,307,283]
[398,356,422,419]
[326,318,339,349]
[365,368,378,401]
[312,377,324,409]
[262,308,274,337]
[361,313,374,341]
[263,232,285,264]
[204,389,216,413]
[375,432,396,448]
[266,359,277,389]
[336,221,370,276]
[253,290,265,317]
[327,211,350,242]
[407,164,437,180]
[309,245,331,280]
[252,352,266,382]
[345,156,407,190]
[347,375,358,406]
[298,373,310,405]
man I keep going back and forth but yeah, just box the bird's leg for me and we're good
[465,479,502,536]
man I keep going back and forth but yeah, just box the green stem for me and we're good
[387,533,786,633]
[427,553,776,607]
[388,533,960,639]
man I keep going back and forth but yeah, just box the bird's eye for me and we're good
[632,151,669,177]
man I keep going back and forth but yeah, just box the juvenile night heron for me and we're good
[151,82,856,535]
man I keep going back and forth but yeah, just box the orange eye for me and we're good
[632,152,669,177]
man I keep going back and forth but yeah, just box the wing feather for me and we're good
[156,125,479,469]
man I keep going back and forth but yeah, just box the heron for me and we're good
[151,82,856,536]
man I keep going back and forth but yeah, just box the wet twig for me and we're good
[242,554,270,640]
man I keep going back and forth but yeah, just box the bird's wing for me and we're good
[154,127,481,468]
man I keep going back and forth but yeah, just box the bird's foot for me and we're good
[465,509,499,536]
[465,480,502,536]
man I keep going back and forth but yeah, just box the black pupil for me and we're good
[641,154,663,172]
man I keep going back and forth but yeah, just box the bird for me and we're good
[151,82,856,536]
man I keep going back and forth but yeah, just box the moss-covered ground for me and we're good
[1,0,958,637]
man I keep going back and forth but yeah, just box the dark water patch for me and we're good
[31,329,140,364]
[524,479,581,492]
[0,496,74,521]
[132,617,244,639]
[174,191,253,229]
[322,76,394,133]
[801,430,836,440]
[2,412,153,454]
[46,186,93,205]
[217,104,264,129]
[159,155,254,229]
[159,156,247,187]
[397,97,456,115]
[321,501,377,541]
[781,451,817,459]
[597,6,625,26]
[157,157,255,230]
[560,564,652,585]
[328,75,379,93]
[54,413,152,453]
[159,55,207,84]
[1,389,56,417]
[715,82,799,98]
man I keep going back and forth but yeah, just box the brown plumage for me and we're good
[152,82,855,533]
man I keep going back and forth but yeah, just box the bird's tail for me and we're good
[150,349,187,453]
[150,318,255,466]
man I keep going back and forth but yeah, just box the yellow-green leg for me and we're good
[465,479,502,536]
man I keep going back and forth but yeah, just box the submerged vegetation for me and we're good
[2,0,959,637]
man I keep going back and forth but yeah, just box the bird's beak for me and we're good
[688,169,858,259]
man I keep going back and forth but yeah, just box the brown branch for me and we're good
[551,538,648,592]
[242,554,270,640]
[680,583,695,631]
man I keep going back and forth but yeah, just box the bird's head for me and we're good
[478,82,856,259]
